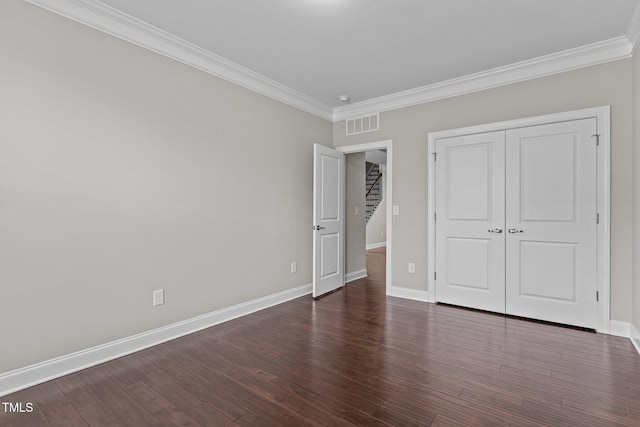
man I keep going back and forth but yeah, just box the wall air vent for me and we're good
[346,113,379,136]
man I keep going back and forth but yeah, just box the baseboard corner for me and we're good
[608,320,631,338]
[345,269,368,283]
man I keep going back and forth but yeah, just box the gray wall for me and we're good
[334,59,634,323]
[0,0,332,373]
[345,153,366,275]
[366,170,387,248]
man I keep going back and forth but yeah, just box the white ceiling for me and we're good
[93,0,639,107]
[366,150,387,166]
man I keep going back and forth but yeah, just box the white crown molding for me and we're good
[0,282,312,397]
[333,37,633,121]
[627,0,640,55]
[24,0,334,121]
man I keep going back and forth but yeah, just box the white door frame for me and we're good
[337,140,393,296]
[427,106,611,333]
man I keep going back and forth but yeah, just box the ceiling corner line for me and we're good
[23,0,334,121]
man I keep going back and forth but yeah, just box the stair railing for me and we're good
[366,173,383,198]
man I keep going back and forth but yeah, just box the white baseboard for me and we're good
[0,283,312,398]
[366,242,386,250]
[345,269,368,283]
[389,286,432,302]
[608,320,631,337]
[631,323,640,357]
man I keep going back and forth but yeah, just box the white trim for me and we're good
[337,140,393,295]
[426,136,437,304]
[23,0,334,120]
[0,283,311,397]
[333,38,631,121]
[608,320,631,338]
[345,269,368,283]
[627,0,640,56]
[595,108,612,334]
[427,106,611,333]
[631,323,640,357]
[389,286,431,303]
[366,242,386,250]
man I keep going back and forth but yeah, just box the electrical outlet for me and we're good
[153,289,164,307]
[354,206,359,215]
[408,263,415,273]
[291,262,297,273]
[393,205,400,215]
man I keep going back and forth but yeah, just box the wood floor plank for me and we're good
[55,374,124,427]
[39,400,88,427]
[26,380,68,407]
[115,352,205,412]
[98,362,207,427]
[186,403,239,427]
[430,414,469,427]
[76,367,163,427]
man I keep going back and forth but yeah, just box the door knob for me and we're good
[313,225,326,231]
[508,228,524,233]
[488,228,503,233]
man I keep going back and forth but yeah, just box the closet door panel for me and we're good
[505,119,598,328]
[435,131,506,313]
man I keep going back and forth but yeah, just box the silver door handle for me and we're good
[488,228,503,233]
[313,225,326,231]
[508,228,524,233]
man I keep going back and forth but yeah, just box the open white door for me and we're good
[313,144,345,298]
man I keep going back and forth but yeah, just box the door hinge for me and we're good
[596,291,599,302]
[432,152,437,162]
[592,134,600,146]
[596,213,600,224]
[434,212,437,221]
[434,272,437,280]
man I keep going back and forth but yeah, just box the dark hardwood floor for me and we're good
[3,246,640,426]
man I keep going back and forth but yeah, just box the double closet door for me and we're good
[434,119,598,329]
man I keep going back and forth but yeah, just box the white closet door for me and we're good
[505,119,598,328]
[435,131,506,313]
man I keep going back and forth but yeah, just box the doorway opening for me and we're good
[338,140,393,295]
